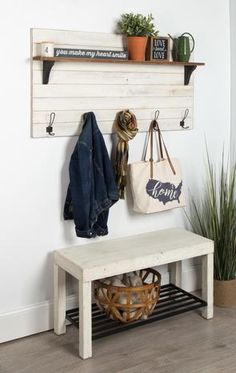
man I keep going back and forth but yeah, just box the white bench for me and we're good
[54,228,214,359]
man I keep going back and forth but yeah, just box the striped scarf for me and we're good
[115,110,138,199]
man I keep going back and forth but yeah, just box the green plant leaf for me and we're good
[188,151,236,281]
[117,13,158,37]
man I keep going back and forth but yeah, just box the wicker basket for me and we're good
[94,268,161,323]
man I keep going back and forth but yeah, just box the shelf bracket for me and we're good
[43,61,55,84]
[184,65,197,85]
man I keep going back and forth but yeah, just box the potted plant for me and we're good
[188,153,236,307]
[117,13,158,61]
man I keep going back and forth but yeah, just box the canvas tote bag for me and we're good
[129,120,185,213]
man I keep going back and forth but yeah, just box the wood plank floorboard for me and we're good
[0,307,236,373]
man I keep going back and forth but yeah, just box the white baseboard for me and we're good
[0,294,77,344]
[0,265,201,344]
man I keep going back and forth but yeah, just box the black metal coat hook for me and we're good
[180,109,190,129]
[152,109,160,130]
[46,112,55,136]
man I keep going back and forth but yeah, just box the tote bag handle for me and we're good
[144,120,176,178]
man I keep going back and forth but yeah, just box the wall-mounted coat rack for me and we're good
[31,28,205,138]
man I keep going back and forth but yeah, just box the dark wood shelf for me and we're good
[33,56,205,85]
[33,55,204,66]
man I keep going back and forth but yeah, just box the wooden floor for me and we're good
[1,307,236,373]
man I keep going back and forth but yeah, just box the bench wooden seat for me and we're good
[54,228,214,359]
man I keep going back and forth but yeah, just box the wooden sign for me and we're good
[54,48,128,60]
[146,37,170,61]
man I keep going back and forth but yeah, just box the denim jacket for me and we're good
[64,112,119,238]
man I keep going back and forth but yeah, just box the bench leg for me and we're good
[169,261,182,287]
[54,264,66,335]
[79,281,92,359]
[202,253,214,319]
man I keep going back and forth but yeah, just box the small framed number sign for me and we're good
[146,36,170,61]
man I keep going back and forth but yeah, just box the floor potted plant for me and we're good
[117,13,158,61]
[188,153,236,307]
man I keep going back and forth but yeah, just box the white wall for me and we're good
[230,0,236,161]
[0,0,231,342]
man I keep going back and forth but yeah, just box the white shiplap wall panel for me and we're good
[33,60,184,73]
[33,85,192,98]
[33,71,184,85]
[32,29,126,49]
[32,28,194,138]
[33,97,193,111]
